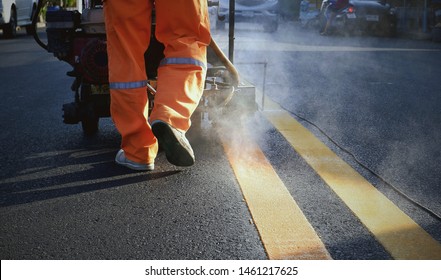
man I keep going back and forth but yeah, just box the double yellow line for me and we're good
[220,97,441,260]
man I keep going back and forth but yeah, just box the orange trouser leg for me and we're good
[104,0,158,164]
[150,0,211,132]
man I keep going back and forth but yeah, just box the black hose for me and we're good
[32,0,48,51]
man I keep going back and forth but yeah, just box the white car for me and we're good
[216,0,279,32]
[0,0,38,38]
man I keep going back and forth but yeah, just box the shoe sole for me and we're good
[115,150,154,171]
[116,160,154,171]
[152,122,195,167]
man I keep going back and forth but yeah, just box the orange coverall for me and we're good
[103,0,211,164]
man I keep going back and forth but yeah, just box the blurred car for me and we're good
[0,0,38,38]
[319,0,397,37]
[216,0,279,32]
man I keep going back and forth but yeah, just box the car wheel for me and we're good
[4,8,17,38]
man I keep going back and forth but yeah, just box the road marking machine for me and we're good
[32,0,256,135]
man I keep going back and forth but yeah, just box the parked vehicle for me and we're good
[0,0,37,38]
[216,0,279,32]
[316,0,397,37]
[317,0,356,35]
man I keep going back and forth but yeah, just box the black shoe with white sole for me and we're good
[151,120,195,167]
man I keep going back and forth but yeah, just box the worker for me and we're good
[320,0,349,35]
[103,0,211,171]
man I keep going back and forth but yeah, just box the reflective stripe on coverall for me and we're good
[103,0,210,164]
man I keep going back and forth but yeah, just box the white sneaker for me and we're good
[115,149,154,171]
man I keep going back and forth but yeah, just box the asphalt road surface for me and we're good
[1,22,441,260]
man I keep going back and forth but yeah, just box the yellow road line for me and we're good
[263,98,441,260]
[220,130,331,260]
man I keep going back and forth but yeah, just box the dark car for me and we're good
[319,0,397,36]
[216,0,279,32]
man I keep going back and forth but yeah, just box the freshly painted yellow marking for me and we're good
[263,98,441,260]
[220,131,331,260]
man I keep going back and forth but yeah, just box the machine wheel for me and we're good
[82,117,99,136]
[4,8,17,38]
[81,103,99,136]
